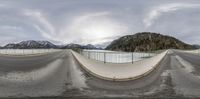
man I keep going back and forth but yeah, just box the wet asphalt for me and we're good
[0,50,200,99]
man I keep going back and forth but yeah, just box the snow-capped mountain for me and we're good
[61,43,101,49]
[4,40,57,49]
[3,40,102,49]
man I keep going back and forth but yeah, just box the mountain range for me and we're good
[4,40,57,49]
[0,32,199,51]
[2,40,101,50]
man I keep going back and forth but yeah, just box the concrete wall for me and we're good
[0,49,62,55]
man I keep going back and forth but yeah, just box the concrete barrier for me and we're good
[71,50,168,81]
[181,49,200,56]
[0,49,62,56]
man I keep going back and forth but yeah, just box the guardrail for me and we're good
[182,49,200,56]
[0,49,62,55]
[80,50,159,63]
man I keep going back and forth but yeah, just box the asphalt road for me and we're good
[0,50,200,99]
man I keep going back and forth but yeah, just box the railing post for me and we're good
[132,52,133,64]
[95,51,97,60]
[87,51,89,59]
[80,50,82,55]
[104,52,106,63]
[199,49,200,55]
[149,51,150,57]
[199,49,200,56]
[198,49,200,56]
[88,51,90,59]
[97,51,98,61]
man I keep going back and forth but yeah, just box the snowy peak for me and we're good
[3,41,102,49]
[4,40,57,49]
[62,43,101,49]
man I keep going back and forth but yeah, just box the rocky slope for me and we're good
[106,32,196,52]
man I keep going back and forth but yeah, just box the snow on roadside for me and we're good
[69,55,88,89]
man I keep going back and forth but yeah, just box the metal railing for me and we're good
[183,49,200,56]
[80,50,158,63]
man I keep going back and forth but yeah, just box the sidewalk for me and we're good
[71,50,168,81]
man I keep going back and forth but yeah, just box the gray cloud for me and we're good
[143,3,200,28]
[0,0,199,46]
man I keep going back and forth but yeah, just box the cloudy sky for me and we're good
[0,0,200,46]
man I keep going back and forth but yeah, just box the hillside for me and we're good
[106,32,196,52]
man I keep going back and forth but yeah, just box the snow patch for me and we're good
[70,57,87,89]
[161,70,171,77]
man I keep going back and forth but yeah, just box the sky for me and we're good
[0,0,200,46]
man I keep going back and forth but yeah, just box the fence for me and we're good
[0,49,62,55]
[80,50,158,63]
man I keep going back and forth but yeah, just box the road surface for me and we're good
[0,50,200,99]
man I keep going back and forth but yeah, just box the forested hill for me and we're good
[106,32,196,52]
